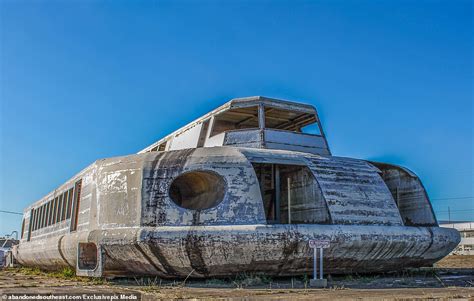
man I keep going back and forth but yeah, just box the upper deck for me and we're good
[139,96,331,156]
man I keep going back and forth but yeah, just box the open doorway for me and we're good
[252,163,330,224]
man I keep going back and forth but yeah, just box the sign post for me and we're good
[309,239,330,288]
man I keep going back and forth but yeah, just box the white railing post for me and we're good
[288,177,291,224]
[313,247,317,280]
[320,248,323,280]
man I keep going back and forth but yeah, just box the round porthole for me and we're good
[169,170,226,210]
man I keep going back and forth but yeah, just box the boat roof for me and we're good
[139,96,319,153]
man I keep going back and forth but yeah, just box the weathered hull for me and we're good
[14,147,461,278]
[15,224,457,278]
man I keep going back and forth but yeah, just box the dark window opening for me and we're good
[43,203,48,227]
[60,190,67,221]
[66,188,74,219]
[37,206,41,230]
[53,196,59,223]
[27,209,33,241]
[37,208,41,230]
[210,106,259,137]
[57,195,62,222]
[36,208,40,230]
[40,206,44,228]
[158,143,166,151]
[78,242,98,270]
[70,179,82,232]
[169,171,226,210]
[46,202,51,227]
[21,218,25,239]
[150,142,166,152]
[252,163,330,224]
[31,209,36,232]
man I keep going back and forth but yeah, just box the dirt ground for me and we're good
[0,255,473,300]
[435,254,474,269]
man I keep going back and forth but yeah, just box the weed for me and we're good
[60,267,75,278]
[19,267,42,276]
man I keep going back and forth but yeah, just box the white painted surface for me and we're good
[169,123,203,150]
[440,222,474,255]
[205,133,225,147]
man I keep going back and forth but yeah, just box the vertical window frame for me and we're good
[27,209,33,241]
[70,179,82,232]
[66,188,74,219]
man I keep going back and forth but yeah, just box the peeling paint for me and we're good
[13,96,460,278]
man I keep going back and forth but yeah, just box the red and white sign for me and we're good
[309,239,330,249]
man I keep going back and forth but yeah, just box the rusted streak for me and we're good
[135,243,166,274]
[149,244,178,276]
[184,233,209,276]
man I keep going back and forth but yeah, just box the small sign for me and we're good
[309,239,330,249]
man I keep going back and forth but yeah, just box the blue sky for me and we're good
[0,0,472,236]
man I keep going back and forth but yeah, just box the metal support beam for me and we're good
[275,164,280,223]
[258,104,265,129]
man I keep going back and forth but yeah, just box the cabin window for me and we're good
[52,198,56,224]
[31,209,36,231]
[70,179,82,232]
[30,188,77,232]
[78,242,98,270]
[36,208,40,230]
[60,191,67,221]
[33,207,41,230]
[46,201,51,226]
[252,163,330,224]
[264,107,318,133]
[37,206,42,230]
[27,209,33,241]
[149,142,167,152]
[210,106,259,137]
[40,204,45,228]
[169,170,226,210]
[56,194,62,222]
[42,204,47,228]
[66,188,73,219]
[59,192,64,221]
[158,142,166,151]
[37,208,41,230]
[35,207,38,230]
[20,218,25,239]
[50,199,54,225]
[40,206,44,229]
[43,202,48,227]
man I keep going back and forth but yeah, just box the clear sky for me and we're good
[0,0,472,236]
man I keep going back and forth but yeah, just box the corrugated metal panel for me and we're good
[306,156,404,226]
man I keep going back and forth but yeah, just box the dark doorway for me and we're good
[252,163,330,224]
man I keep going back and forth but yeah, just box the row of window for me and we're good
[26,179,82,239]
[31,188,74,231]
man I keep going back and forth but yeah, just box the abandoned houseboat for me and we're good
[13,96,460,277]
